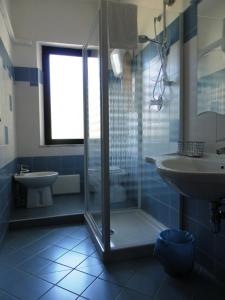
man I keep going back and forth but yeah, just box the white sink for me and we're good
[146,154,225,200]
[14,171,58,188]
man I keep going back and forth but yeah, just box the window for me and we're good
[42,46,84,145]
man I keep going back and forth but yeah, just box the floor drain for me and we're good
[110,229,115,235]
[99,227,115,235]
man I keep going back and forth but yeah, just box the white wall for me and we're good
[0,0,16,167]
[10,0,190,158]
[9,0,100,157]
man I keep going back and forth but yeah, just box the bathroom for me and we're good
[0,0,225,299]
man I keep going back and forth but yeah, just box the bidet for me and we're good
[14,171,58,208]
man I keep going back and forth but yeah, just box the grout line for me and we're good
[0,288,21,300]
[152,275,167,300]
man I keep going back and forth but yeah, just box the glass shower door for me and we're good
[86,51,102,230]
[83,16,104,243]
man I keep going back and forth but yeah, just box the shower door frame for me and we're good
[84,1,185,261]
[83,0,111,261]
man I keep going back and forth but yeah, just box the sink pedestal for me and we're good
[27,187,53,208]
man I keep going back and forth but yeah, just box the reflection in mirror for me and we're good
[0,55,6,145]
[197,0,225,114]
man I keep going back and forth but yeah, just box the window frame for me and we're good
[42,45,84,145]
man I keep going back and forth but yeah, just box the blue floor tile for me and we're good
[56,250,87,268]
[57,269,95,295]
[0,249,29,267]
[56,225,83,236]
[0,266,28,292]
[19,255,51,275]
[155,277,192,300]
[0,243,15,256]
[1,225,224,300]
[76,256,105,277]
[135,258,164,276]
[10,273,53,300]
[39,286,78,300]
[99,261,136,285]
[39,231,65,244]
[22,239,50,255]
[81,278,121,300]
[72,238,96,255]
[38,261,72,284]
[0,290,18,300]
[3,233,35,249]
[54,236,83,250]
[116,288,151,300]
[125,271,164,298]
[39,245,68,261]
[66,228,89,241]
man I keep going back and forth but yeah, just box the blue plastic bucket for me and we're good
[154,229,195,276]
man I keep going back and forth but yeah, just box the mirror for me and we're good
[197,0,225,114]
[0,55,4,145]
[0,54,10,145]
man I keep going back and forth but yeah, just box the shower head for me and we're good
[138,35,162,45]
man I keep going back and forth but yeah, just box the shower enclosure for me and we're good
[83,0,184,260]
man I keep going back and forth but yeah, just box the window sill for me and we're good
[39,144,84,148]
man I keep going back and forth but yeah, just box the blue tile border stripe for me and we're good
[0,39,14,79]
[0,38,43,86]
[0,159,17,247]
[184,3,197,43]
[14,67,43,86]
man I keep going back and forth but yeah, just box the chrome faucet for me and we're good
[18,164,30,174]
[216,147,225,155]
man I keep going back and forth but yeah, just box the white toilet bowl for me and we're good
[14,171,58,208]
[88,166,127,203]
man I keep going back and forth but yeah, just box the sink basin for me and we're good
[14,171,58,188]
[146,154,225,200]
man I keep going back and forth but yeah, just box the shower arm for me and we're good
[162,0,176,45]
[163,1,167,44]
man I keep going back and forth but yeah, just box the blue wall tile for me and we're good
[0,39,14,79]
[141,162,180,230]
[183,196,225,283]
[0,159,17,246]
[17,155,84,184]
[33,156,49,172]
[46,156,61,172]
[30,68,39,86]
[183,3,197,43]
[14,67,41,86]
[14,67,30,82]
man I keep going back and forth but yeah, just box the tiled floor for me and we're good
[0,224,224,300]
[10,194,84,221]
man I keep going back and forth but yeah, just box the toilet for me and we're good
[88,166,127,203]
[14,171,58,208]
